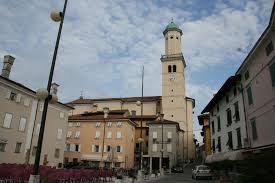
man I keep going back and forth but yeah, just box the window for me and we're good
[24,98,30,106]
[146,141,148,147]
[265,41,274,56]
[70,144,76,151]
[170,36,173,39]
[211,110,213,116]
[75,144,81,152]
[153,131,157,139]
[32,146,37,156]
[107,131,112,139]
[93,145,100,152]
[104,145,111,152]
[35,124,41,135]
[236,128,242,148]
[115,162,121,167]
[0,143,7,152]
[136,143,139,149]
[171,100,173,103]
[14,142,22,153]
[234,87,237,96]
[146,129,149,136]
[176,37,179,39]
[251,118,258,141]
[269,61,275,87]
[227,131,233,150]
[95,131,100,139]
[18,117,27,132]
[226,95,229,103]
[65,144,70,151]
[117,122,122,127]
[9,92,17,101]
[217,116,221,131]
[217,137,221,152]
[68,122,73,127]
[117,145,122,152]
[173,65,176,72]
[107,122,112,127]
[244,70,249,80]
[211,121,215,134]
[75,131,80,139]
[67,131,72,138]
[57,129,62,140]
[116,131,121,139]
[168,65,172,73]
[171,115,173,117]
[217,104,219,112]
[54,148,60,158]
[234,102,240,121]
[39,103,44,112]
[76,122,81,127]
[152,144,157,152]
[95,122,101,127]
[3,113,12,128]
[247,86,253,105]
[167,131,172,139]
[167,144,172,152]
[59,112,64,119]
[212,139,215,152]
[226,108,232,126]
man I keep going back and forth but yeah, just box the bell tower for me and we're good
[161,21,186,128]
[161,21,194,161]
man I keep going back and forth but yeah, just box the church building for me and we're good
[66,21,195,168]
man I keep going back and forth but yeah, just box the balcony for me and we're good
[161,53,186,66]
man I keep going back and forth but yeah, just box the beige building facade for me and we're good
[64,110,136,168]
[0,55,72,167]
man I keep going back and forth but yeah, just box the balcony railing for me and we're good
[161,53,183,59]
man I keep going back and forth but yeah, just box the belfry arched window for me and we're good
[173,65,176,72]
[168,65,172,73]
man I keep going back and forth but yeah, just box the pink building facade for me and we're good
[236,5,275,148]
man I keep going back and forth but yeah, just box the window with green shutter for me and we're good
[247,86,253,105]
[270,62,275,87]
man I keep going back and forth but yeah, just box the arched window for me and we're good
[168,65,172,73]
[173,65,176,72]
[170,36,173,39]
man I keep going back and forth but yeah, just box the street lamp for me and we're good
[136,100,143,170]
[29,1,68,183]
[101,107,109,168]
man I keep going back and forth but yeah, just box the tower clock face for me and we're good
[169,74,175,81]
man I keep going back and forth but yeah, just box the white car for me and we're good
[192,165,212,180]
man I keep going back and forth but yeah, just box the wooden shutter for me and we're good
[16,94,22,103]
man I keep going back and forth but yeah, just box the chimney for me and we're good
[1,55,15,79]
[50,83,59,95]
[91,104,98,113]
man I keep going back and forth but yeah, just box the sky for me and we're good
[0,0,273,143]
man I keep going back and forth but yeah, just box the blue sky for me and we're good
[0,0,273,142]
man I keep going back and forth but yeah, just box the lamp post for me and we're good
[101,107,109,168]
[136,100,143,170]
[29,1,68,183]
[160,113,164,174]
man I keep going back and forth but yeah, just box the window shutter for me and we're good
[39,103,44,112]
[99,145,101,153]
[36,124,41,135]
[16,94,22,103]
[5,90,11,99]
[78,144,81,152]
[117,131,121,139]
[19,117,27,131]
[167,144,172,152]
[59,112,64,118]
[104,145,107,152]
[153,132,157,139]
[107,132,112,139]
[120,146,123,152]
[24,98,30,106]
[167,132,172,139]
[3,113,12,128]
[57,129,62,140]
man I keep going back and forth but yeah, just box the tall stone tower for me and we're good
[161,21,195,161]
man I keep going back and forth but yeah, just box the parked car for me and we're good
[192,165,212,180]
[171,166,184,173]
